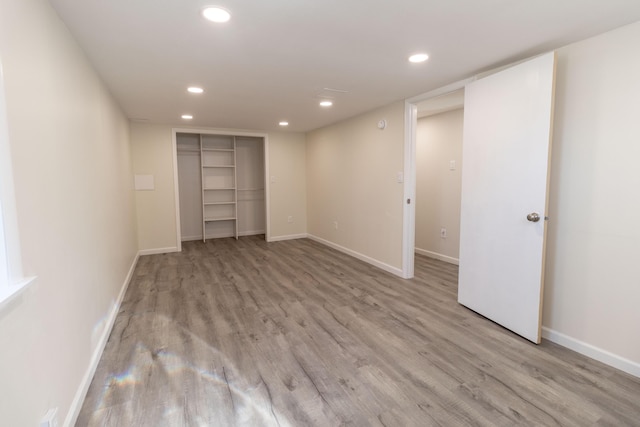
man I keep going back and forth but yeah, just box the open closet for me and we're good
[176,132,265,241]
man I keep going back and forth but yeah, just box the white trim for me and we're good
[138,247,180,256]
[238,229,265,237]
[0,54,30,296]
[201,231,236,239]
[401,101,417,279]
[180,232,268,240]
[0,276,36,311]
[267,233,308,242]
[173,128,269,138]
[414,248,459,265]
[171,128,270,248]
[0,189,7,289]
[264,135,271,242]
[402,77,475,280]
[307,234,403,277]
[406,78,476,105]
[171,131,182,252]
[542,327,640,378]
[65,252,140,427]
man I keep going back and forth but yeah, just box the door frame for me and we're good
[171,128,270,251]
[402,79,475,279]
[402,56,552,278]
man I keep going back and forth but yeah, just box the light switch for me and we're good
[449,160,456,171]
[396,171,404,183]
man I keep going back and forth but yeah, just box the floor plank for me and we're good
[76,236,640,426]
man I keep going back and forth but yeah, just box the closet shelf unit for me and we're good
[200,134,238,241]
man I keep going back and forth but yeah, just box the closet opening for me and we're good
[174,130,268,247]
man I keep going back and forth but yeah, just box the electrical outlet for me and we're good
[287,216,293,223]
[333,221,338,230]
[440,228,447,239]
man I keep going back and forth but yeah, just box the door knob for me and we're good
[526,212,540,222]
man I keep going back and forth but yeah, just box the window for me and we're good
[0,200,7,286]
[0,61,34,308]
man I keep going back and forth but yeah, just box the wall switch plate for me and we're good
[449,160,456,170]
[333,221,338,230]
[287,216,293,223]
[440,228,447,239]
[396,171,404,183]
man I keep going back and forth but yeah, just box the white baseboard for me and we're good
[307,234,404,278]
[138,246,180,256]
[64,251,140,426]
[204,232,236,239]
[542,327,640,378]
[183,231,266,241]
[414,248,459,265]
[238,229,266,237]
[267,233,308,242]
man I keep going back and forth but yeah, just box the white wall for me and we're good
[0,0,139,424]
[306,101,406,273]
[268,131,307,239]
[237,137,266,236]
[407,23,640,374]
[131,123,180,252]
[176,133,203,241]
[130,124,307,248]
[415,109,463,264]
[543,20,640,372]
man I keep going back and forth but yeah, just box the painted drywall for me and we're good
[176,133,203,241]
[130,123,179,251]
[236,137,266,237]
[306,101,405,271]
[0,0,138,424]
[268,132,307,239]
[130,124,307,248]
[543,20,640,368]
[415,109,463,263]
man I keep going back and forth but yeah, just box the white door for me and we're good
[458,52,556,343]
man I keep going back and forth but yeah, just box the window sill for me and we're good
[0,276,36,311]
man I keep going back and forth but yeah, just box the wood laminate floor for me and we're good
[76,236,640,426]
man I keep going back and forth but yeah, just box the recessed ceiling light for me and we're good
[279,121,289,126]
[181,114,193,120]
[187,87,204,94]
[202,6,231,23]
[319,100,333,107]
[409,53,429,63]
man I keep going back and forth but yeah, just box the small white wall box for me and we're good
[134,174,155,190]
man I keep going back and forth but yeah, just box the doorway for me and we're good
[404,52,556,344]
[414,90,465,266]
[172,129,270,250]
[402,80,472,279]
